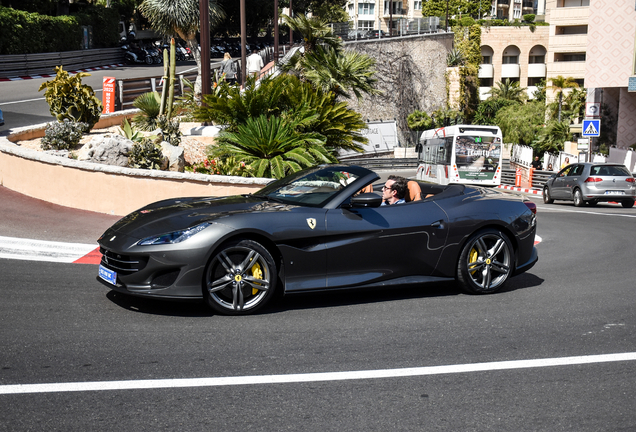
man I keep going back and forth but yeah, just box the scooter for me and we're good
[121,44,153,64]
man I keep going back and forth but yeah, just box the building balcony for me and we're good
[498,0,510,6]
[548,61,586,78]
[383,8,407,17]
[479,64,494,79]
[527,86,538,100]
[501,63,520,78]
[479,87,492,101]
[528,63,547,78]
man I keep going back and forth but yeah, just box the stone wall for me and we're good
[345,33,453,146]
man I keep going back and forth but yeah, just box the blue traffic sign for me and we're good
[582,119,601,137]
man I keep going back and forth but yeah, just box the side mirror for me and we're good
[349,193,382,208]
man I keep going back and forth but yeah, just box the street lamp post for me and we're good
[240,0,247,85]
[445,0,449,31]
[200,0,210,97]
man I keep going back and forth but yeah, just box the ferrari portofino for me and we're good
[97,165,538,315]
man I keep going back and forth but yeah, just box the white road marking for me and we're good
[536,206,636,218]
[0,236,97,263]
[0,98,46,105]
[1,352,635,395]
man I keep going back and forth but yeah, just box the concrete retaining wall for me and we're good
[0,112,271,216]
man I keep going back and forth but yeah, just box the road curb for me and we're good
[497,185,543,196]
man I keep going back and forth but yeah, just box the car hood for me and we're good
[103,195,298,240]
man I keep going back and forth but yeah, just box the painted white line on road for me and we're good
[537,206,636,218]
[2,352,635,395]
[0,236,97,263]
[0,98,46,105]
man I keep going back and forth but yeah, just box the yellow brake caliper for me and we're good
[251,262,263,295]
[469,248,479,274]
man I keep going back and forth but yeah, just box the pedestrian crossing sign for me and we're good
[582,119,601,137]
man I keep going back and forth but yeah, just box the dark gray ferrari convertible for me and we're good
[97,165,538,315]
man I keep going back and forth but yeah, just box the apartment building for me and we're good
[489,0,543,20]
[345,0,424,33]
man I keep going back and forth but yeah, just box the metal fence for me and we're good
[332,16,442,41]
[0,48,124,78]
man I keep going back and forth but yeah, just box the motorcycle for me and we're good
[121,43,153,65]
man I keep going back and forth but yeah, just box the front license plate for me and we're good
[99,265,117,285]
[604,190,625,195]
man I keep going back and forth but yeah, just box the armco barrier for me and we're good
[0,48,124,78]
[0,112,271,216]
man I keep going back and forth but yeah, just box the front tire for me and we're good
[573,189,585,207]
[457,229,514,294]
[543,186,554,204]
[204,239,277,315]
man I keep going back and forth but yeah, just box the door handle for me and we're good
[431,220,444,229]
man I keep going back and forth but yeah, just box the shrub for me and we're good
[72,4,120,48]
[132,92,162,131]
[38,66,102,130]
[128,138,164,170]
[0,7,80,54]
[40,119,88,151]
[523,14,536,23]
[187,156,252,177]
[156,115,181,146]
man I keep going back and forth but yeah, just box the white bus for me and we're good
[416,125,503,186]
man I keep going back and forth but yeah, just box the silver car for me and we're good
[543,162,636,208]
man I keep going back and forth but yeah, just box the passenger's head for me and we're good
[224,52,231,60]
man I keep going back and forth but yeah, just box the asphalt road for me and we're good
[1,190,635,431]
[0,60,221,131]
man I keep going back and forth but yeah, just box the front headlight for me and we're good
[137,223,211,246]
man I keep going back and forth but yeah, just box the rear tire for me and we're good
[457,229,514,295]
[543,186,554,204]
[204,239,277,315]
[622,200,635,208]
[573,189,585,207]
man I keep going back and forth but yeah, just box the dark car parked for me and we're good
[543,162,636,208]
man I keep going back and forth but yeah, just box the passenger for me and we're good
[381,176,408,205]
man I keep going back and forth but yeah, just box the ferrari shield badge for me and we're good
[306,218,317,230]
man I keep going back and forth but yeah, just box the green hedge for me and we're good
[0,7,80,54]
[0,5,119,55]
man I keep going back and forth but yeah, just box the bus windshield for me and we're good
[454,135,501,173]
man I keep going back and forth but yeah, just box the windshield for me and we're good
[255,166,362,207]
[455,135,501,171]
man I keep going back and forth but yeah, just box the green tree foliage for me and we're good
[0,6,80,54]
[534,121,571,154]
[139,0,224,96]
[212,114,335,179]
[194,74,367,154]
[38,66,102,129]
[549,75,579,122]
[407,110,433,131]
[486,79,527,103]
[494,100,545,147]
[281,13,379,101]
[453,24,481,120]
[473,98,516,125]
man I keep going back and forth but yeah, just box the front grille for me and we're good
[100,247,148,275]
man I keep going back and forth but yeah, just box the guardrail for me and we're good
[342,157,418,170]
[0,48,124,78]
[116,70,198,110]
[531,170,554,189]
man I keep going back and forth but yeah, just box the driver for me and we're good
[381,176,408,205]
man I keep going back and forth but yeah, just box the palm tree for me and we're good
[280,14,379,101]
[486,79,527,103]
[139,0,224,97]
[549,75,579,122]
[212,114,335,179]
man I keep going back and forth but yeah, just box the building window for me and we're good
[557,0,590,7]
[482,55,492,64]
[358,2,375,15]
[529,55,545,64]
[414,0,422,10]
[358,20,374,31]
[556,25,588,35]
[502,55,519,64]
[527,77,543,86]
[481,78,494,87]
[555,53,586,62]
[384,1,403,14]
